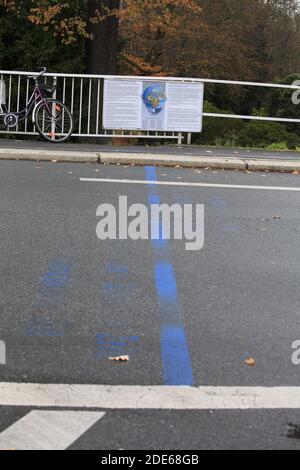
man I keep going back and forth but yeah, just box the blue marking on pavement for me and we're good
[27,319,69,337]
[96,334,139,343]
[151,224,167,249]
[107,263,129,274]
[30,260,72,336]
[154,262,177,302]
[211,196,227,210]
[160,325,194,386]
[223,224,241,233]
[148,194,160,205]
[144,166,158,188]
[102,282,135,292]
[145,166,193,386]
[148,194,167,248]
[41,261,71,293]
[102,263,135,295]
[96,333,140,358]
[211,196,242,234]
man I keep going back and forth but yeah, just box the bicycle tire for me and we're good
[33,98,73,143]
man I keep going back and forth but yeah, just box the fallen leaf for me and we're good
[109,355,129,362]
[245,357,256,366]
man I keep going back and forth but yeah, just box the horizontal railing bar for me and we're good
[0,131,178,139]
[204,113,300,123]
[200,78,300,90]
[0,70,300,90]
[71,134,177,138]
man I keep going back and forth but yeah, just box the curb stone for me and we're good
[1,147,300,172]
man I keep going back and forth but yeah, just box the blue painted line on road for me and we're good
[145,166,193,386]
[160,325,194,386]
[144,166,158,188]
[154,262,177,303]
[148,194,160,205]
[148,194,167,248]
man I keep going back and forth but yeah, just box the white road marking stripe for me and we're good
[80,177,300,192]
[1,384,300,409]
[0,410,105,450]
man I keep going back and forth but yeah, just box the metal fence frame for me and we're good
[1,70,300,145]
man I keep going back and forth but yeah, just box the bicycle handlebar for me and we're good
[28,67,47,81]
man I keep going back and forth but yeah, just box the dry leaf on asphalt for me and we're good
[109,355,129,362]
[245,357,256,366]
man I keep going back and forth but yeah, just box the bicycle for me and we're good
[0,67,73,143]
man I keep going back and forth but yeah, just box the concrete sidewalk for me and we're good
[1,145,300,173]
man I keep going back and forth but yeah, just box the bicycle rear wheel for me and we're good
[34,98,73,143]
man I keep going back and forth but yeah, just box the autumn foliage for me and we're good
[1,0,300,81]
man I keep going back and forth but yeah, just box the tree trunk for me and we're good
[86,0,120,74]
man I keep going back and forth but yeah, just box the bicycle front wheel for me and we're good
[34,98,73,143]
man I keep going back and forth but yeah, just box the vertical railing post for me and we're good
[51,76,57,140]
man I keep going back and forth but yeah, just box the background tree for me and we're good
[0,0,121,73]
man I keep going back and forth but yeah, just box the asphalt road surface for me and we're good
[0,159,300,450]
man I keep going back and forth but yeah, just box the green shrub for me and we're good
[266,142,289,151]
[266,74,300,135]
[193,101,245,145]
[193,101,300,149]
[236,121,300,149]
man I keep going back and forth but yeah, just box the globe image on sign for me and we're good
[142,84,167,115]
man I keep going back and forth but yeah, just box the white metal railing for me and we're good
[0,79,5,110]
[1,70,300,145]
